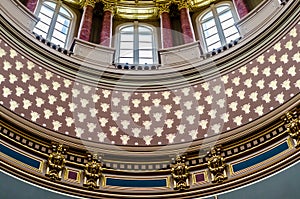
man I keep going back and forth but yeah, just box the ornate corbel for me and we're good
[207,146,227,183]
[171,155,190,191]
[45,144,67,181]
[284,110,300,148]
[83,153,103,190]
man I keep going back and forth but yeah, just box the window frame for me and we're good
[34,0,76,48]
[196,2,240,53]
[115,21,158,65]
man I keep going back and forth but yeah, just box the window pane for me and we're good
[52,29,67,41]
[139,58,153,65]
[206,34,221,46]
[139,50,153,58]
[138,26,151,33]
[38,13,52,25]
[120,34,134,41]
[120,41,134,49]
[120,50,134,57]
[202,11,213,20]
[221,18,235,29]
[59,7,71,17]
[40,6,54,18]
[44,1,56,9]
[219,10,233,22]
[216,5,230,14]
[35,22,50,33]
[207,42,221,51]
[139,42,152,49]
[225,33,240,43]
[33,28,47,38]
[54,22,69,34]
[119,58,133,64]
[204,26,218,38]
[121,26,134,32]
[51,37,65,47]
[202,18,216,30]
[139,34,152,42]
[57,15,70,26]
[223,26,239,37]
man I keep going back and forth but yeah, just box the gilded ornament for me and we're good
[284,111,300,148]
[158,3,171,15]
[84,0,96,8]
[83,154,102,190]
[171,155,190,190]
[176,0,191,10]
[46,144,67,181]
[207,146,227,183]
[103,2,115,13]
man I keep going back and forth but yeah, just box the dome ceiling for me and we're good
[0,30,299,146]
[1,0,300,198]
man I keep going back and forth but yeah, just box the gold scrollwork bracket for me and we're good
[206,146,228,183]
[83,153,103,190]
[171,154,190,191]
[45,143,67,181]
[283,110,300,148]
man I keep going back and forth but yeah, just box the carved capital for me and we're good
[207,146,227,183]
[158,3,171,15]
[103,2,115,13]
[84,0,96,8]
[176,0,191,10]
[46,144,67,181]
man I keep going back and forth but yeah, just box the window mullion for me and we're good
[47,2,61,41]
[212,6,226,47]
[133,21,139,64]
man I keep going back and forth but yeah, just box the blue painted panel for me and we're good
[106,178,167,187]
[232,142,289,172]
[0,143,40,169]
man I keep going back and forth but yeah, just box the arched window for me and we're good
[33,0,74,48]
[198,3,240,52]
[116,22,157,65]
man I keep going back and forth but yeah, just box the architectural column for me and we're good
[233,0,249,19]
[178,1,195,44]
[100,3,114,47]
[25,0,38,13]
[159,4,173,48]
[78,0,96,42]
